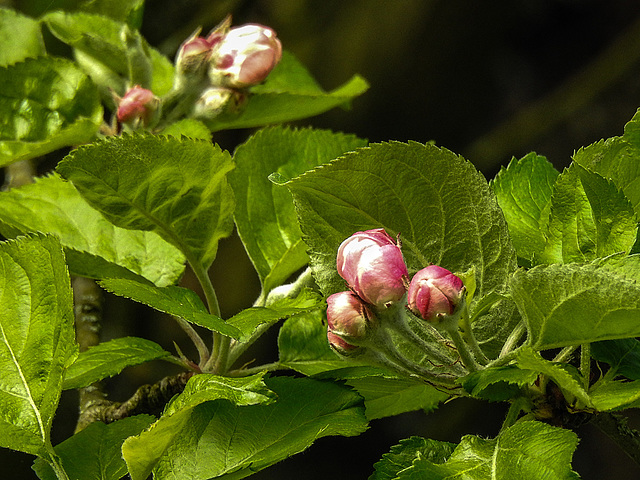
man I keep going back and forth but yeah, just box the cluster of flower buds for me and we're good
[326,228,467,372]
[174,16,282,119]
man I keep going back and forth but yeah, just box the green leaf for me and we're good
[98,278,242,338]
[589,379,640,411]
[160,118,211,140]
[0,9,45,66]
[510,255,640,349]
[0,56,102,165]
[226,287,322,341]
[399,421,580,480]
[461,365,538,401]
[57,134,235,269]
[125,376,368,480]
[287,141,516,300]
[63,337,171,390]
[121,372,278,480]
[539,164,637,264]
[490,153,559,266]
[0,234,77,457]
[516,347,592,408]
[346,377,448,420]
[231,126,367,294]
[591,338,640,380]
[0,174,185,286]
[371,436,455,480]
[205,51,369,131]
[32,415,154,480]
[573,108,640,217]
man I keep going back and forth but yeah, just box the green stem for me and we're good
[174,317,209,367]
[459,305,490,364]
[500,321,526,357]
[46,448,69,480]
[581,343,591,389]
[488,346,523,368]
[500,397,529,432]
[446,326,481,372]
[553,345,578,363]
[227,361,286,377]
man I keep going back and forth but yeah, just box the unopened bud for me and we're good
[191,87,235,119]
[336,228,408,309]
[175,29,223,77]
[209,24,282,88]
[327,331,361,356]
[407,265,464,323]
[116,85,160,127]
[326,291,373,341]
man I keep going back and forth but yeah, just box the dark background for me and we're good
[5,0,640,478]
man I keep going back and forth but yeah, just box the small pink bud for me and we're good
[336,228,408,308]
[326,291,373,340]
[116,85,160,127]
[209,24,282,88]
[327,331,361,356]
[175,30,222,75]
[407,265,464,323]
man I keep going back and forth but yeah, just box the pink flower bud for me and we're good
[209,24,282,88]
[327,331,360,356]
[116,85,160,127]
[336,229,408,308]
[175,30,223,75]
[326,291,373,340]
[407,265,464,323]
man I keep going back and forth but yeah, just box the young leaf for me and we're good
[397,421,580,479]
[121,372,278,480]
[57,134,235,269]
[231,126,367,294]
[205,51,369,131]
[346,376,448,420]
[589,379,640,411]
[32,415,155,480]
[0,234,77,457]
[490,153,559,266]
[573,107,640,216]
[371,436,456,480]
[0,174,185,287]
[516,347,592,408]
[0,56,102,166]
[160,118,212,140]
[286,141,517,301]
[226,288,322,341]
[98,278,242,338]
[62,337,172,390]
[510,255,640,349]
[125,376,368,480]
[0,9,45,66]
[591,338,640,380]
[539,164,637,264]
[461,365,538,402]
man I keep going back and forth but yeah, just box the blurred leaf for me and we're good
[397,421,579,479]
[0,8,45,66]
[589,379,640,411]
[539,164,637,264]
[591,338,640,380]
[98,278,242,338]
[0,235,77,457]
[124,376,367,480]
[205,51,369,131]
[0,174,185,286]
[0,56,102,166]
[231,126,367,294]
[32,415,154,480]
[490,153,559,266]
[510,255,640,349]
[371,436,455,480]
[63,337,171,390]
[159,118,211,140]
[57,134,235,269]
